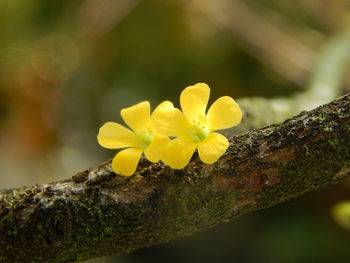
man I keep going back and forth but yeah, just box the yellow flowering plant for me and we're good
[152,83,242,169]
[97,101,172,176]
[98,83,242,176]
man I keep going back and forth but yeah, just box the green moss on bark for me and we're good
[0,94,349,263]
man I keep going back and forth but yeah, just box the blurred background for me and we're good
[1,0,350,262]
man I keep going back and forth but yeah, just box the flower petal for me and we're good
[151,107,192,137]
[198,132,228,164]
[150,100,174,127]
[112,148,143,176]
[162,137,197,169]
[205,96,242,131]
[97,122,139,149]
[180,83,210,123]
[154,100,174,111]
[121,101,151,133]
[144,134,170,163]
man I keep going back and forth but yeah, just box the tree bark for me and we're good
[1,94,350,263]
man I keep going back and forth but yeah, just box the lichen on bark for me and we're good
[0,94,349,263]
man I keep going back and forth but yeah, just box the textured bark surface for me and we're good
[1,94,350,263]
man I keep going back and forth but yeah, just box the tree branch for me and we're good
[1,93,349,263]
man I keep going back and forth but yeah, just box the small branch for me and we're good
[1,94,350,263]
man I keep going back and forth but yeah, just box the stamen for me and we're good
[136,129,154,150]
[190,122,209,142]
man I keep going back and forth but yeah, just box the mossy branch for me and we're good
[1,93,350,263]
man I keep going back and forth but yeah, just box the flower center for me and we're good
[190,120,209,142]
[136,129,154,150]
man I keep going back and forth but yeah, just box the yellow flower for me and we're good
[97,101,172,176]
[152,83,242,169]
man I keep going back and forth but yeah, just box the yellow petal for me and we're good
[162,137,197,169]
[180,83,210,123]
[121,101,151,133]
[151,107,192,137]
[154,100,174,111]
[151,100,174,127]
[144,134,171,163]
[205,96,242,131]
[198,132,229,164]
[112,148,143,176]
[97,122,139,149]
